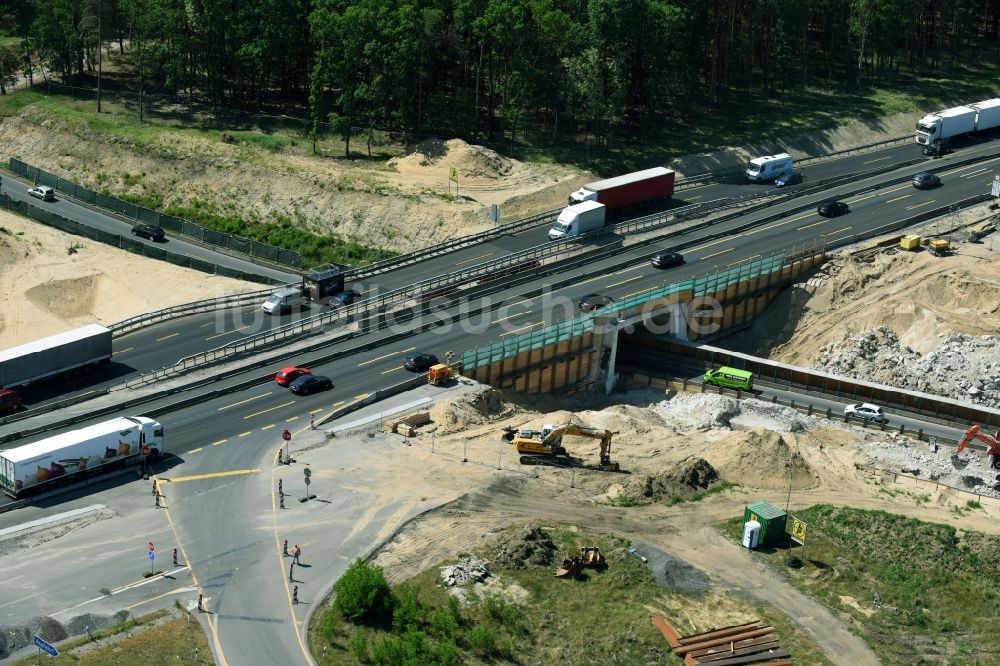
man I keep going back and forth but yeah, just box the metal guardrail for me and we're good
[109,287,279,336]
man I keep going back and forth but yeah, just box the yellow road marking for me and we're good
[200,321,214,327]
[500,321,542,337]
[168,469,261,483]
[701,248,734,261]
[205,324,253,341]
[491,310,531,324]
[331,401,345,408]
[238,431,252,437]
[262,424,276,430]
[960,167,990,178]
[154,474,228,665]
[310,408,324,414]
[886,194,912,204]
[218,392,272,411]
[354,393,369,400]
[905,200,936,210]
[573,274,605,286]
[358,347,415,366]
[455,251,495,266]
[611,264,646,276]
[686,195,703,201]
[270,453,312,660]
[730,255,759,266]
[243,400,296,419]
[211,439,226,447]
[796,220,826,231]
[156,332,179,342]
[285,416,299,422]
[116,347,133,354]
[382,367,403,375]
[825,226,853,238]
[187,447,202,454]
[605,275,644,289]
[125,586,189,611]
[863,156,892,164]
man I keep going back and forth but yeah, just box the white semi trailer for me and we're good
[0,416,164,498]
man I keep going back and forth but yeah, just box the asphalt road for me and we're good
[0,174,300,284]
[2,137,999,663]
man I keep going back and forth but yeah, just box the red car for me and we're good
[275,367,311,386]
[0,389,22,413]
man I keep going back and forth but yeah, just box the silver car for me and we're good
[28,185,55,201]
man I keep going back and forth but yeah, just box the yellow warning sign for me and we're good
[791,517,807,544]
[449,165,458,183]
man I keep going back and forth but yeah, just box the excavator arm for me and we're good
[955,425,1000,468]
[513,423,617,469]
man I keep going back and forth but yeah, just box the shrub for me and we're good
[466,625,497,658]
[334,559,394,626]
[369,635,405,665]
[436,638,459,666]
[320,611,338,646]
[349,631,369,662]
[392,585,424,634]
[483,592,526,637]
[429,609,458,640]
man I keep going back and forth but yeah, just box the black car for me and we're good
[132,224,166,241]
[922,139,951,157]
[403,352,438,372]
[816,201,849,217]
[329,290,361,307]
[578,294,615,312]
[774,172,803,188]
[289,374,333,395]
[650,251,684,269]
[912,172,941,189]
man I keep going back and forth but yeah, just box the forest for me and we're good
[2,0,1000,151]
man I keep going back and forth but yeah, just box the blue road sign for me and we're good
[34,635,59,657]
[149,551,155,560]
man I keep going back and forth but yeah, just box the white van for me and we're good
[262,287,307,315]
[745,153,794,183]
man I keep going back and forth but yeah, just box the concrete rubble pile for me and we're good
[439,554,491,587]
[816,327,1000,408]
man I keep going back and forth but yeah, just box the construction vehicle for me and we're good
[926,238,951,257]
[580,546,607,569]
[510,423,619,471]
[554,555,583,578]
[899,235,951,256]
[956,425,1000,469]
[427,364,454,386]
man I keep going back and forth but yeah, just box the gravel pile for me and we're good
[439,554,490,587]
[654,394,811,433]
[864,437,1000,498]
[816,327,1000,408]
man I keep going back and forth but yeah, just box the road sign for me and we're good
[303,468,311,478]
[282,429,292,441]
[141,445,151,457]
[992,174,1000,197]
[149,551,155,560]
[34,635,58,657]
[790,517,808,545]
[148,541,155,552]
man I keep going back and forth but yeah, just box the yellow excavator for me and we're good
[509,423,619,471]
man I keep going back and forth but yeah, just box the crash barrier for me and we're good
[314,373,432,429]
[0,192,284,285]
[0,389,110,427]
[110,287,278,337]
[623,338,1000,430]
[8,158,302,268]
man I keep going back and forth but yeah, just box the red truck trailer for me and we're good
[568,167,675,218]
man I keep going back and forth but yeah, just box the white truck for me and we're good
[970,98,1000,132]
[745,153,794,183]
[0,324,112,389]
[548,201,606,240]
[915,105,976,147]
[0,416,164,498]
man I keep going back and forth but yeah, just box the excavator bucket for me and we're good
[554,556,582,578]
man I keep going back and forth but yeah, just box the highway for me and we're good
[2,137,999,663]
[9,139,1000,416]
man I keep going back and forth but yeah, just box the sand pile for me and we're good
[429,387,512,433]
[619,457,722,503]
[389,138,513,181]
[702,430,815,491]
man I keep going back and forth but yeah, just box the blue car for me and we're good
[775,172,803,188]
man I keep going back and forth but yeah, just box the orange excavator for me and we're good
[955,425,1000,469]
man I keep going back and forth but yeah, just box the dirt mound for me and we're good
[483,525,558,570]
[429,387,512,433]
[620,457,722,503]
[389,138,513,181]
[703,430,816,490]
[25,275,101,318]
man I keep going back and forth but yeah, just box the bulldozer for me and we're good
[509,423,619,471]
[554,547,607,578]
[956,425,1000,469]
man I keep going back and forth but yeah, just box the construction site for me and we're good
[303,206,1000,666]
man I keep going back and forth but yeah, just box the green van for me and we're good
[703,366,753,391]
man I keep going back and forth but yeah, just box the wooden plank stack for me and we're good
[652,615,791,665]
